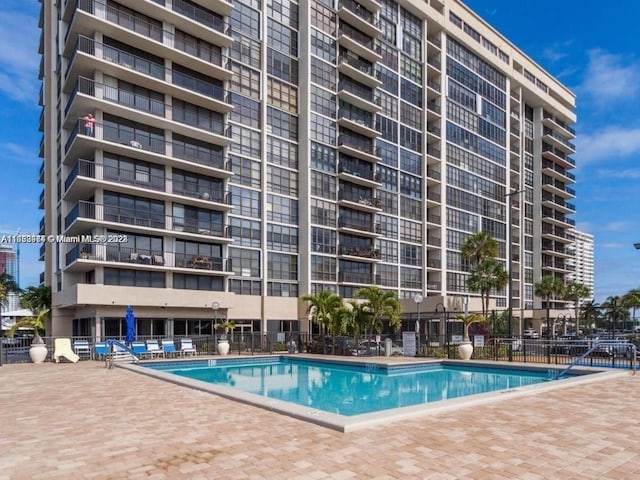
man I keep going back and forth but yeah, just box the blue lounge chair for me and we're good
[161,339,179,357]
[131,341,150,359]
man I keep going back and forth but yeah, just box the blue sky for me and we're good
[0,0,638,302]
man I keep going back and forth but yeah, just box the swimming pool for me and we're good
[146,357,554,416]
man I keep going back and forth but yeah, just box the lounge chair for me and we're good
[53,338,79,363]
[73,340,91,359]
[94,342,108,360]
[131,341,150,359]
[161,339,179,357]
[180,338,197,356]
[146,339,164,358]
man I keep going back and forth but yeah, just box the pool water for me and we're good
[148,358,553,416]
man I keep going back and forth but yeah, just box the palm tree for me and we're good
[355,286,401,343]
[581,300,600,332]
[601,296,623,334]
[460,231,498,267]
[457,313,487,342]
[467,258,508,317]
[301,290,343,353]
[337,301,371,346]
[19,285,51,313]
[0,273,21,308]
[563,282,590,335]
[8,308,50,343]
[534,276,565,338]
[622,288,640,330]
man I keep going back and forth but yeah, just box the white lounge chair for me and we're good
[73,340,91,359]
[180,338,197,356]
[146,339,164,358]
[54,338,79,363]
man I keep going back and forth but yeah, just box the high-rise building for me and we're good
[0,244,20,312]
[567,229,595,302]
[39,0,577,338]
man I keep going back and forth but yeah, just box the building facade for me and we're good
[39,0,577,339]
[0,245,20,312]
[567,228,595,302]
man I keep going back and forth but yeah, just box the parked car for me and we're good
[590,338,632,358]
[523,329,540,339]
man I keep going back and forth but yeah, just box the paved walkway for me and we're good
[1,360,639,479]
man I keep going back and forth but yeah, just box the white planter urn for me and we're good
[217,339,230,356]
[29,343,49,363]
[458,341,473,360]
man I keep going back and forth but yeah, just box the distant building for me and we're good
[567,229,595,303]
[0,245,20,312]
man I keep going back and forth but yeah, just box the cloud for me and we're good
[542,40,574,63]
[0,7,40,103]
[577,49,640,105]
[599,242,627,249]
[574,127,640,164]
[596,168,640,180]
[0,142,40,165]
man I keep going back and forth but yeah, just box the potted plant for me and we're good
[456,312,486,360]
[8,308,50,363]
[215,320,236,356]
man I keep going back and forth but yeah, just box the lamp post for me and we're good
[212,301,220,345]
[505,189,523,362]
[414,294,423,357]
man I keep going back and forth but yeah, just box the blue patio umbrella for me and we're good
[125,305,136,344]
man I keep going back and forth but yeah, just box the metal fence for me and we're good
[1,333,637,371]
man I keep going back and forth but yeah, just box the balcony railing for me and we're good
[543,110,576,136]
[338,134,374,154]
[172,0,228,34]
[543,127,576,151]
[65,159,167,192]
[338,0,375,24]
[67,36,228,102]
[66,243,232,272]
[338,23,375,51]
[65,119,231,172]
[64,201,230,238]
[338,189,380,207]
[338,217,379,233]
[338,158,376,181]
[338,245,379,259]
[338,106,373,129]
[339,271,373,284]
[338,79,374,102]
[338,51,374,75]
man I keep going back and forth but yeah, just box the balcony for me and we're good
[337,52,381,88]
[64,0,232,56]
[65,243,233,274]
[337,158,379,188]
[64,36,233,105]
[338,271,374,284]
[542,143,575,169]
[542,178,575,199]
[337,79,379,113]
[337,23,382,63]
[337,217,381,237]
[543,111,576,139]
[38,189,45,210]
[338,245,380,262]
[337,106,377,138]
[542,159,575,183]
[64,119,233,180]
[543,127,576,154]
[38,161,45,184]
[338,189,381,213]
[337,134,379,163]
[63,200,231,241]
[337,0,381,38]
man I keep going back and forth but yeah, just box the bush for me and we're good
[273,341,287,352]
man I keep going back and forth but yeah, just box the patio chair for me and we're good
[94,342,108,360]
[53,338,79,363]
[145,339,164,358]
[131,341,151,359]
[161,339,180,358]
[73,340,91,360]
[180,338,197,356]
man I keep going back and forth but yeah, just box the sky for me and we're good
[0,0,638,302]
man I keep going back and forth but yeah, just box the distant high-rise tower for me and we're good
[0,244,20,311]
[567,229,595,303]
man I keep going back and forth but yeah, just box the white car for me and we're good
[523,329,540,339]
[358,340,403,356]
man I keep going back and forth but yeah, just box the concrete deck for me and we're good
[1,359,640,479]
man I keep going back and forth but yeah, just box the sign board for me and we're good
[402,331,416,356]
[451,335,464,345]
[375,335,381,343]
[473,335,485,348]
[276,332,285,343]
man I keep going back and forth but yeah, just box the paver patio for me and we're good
[1,360,639,479]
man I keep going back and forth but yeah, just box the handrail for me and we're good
[105,339,139,368]
[557,341,636,378]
